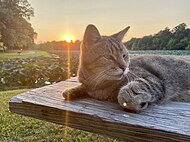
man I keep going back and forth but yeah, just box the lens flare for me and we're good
[64,41,71,136]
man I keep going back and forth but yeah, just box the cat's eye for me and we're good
[123,54,127,58]
[104,55,113,60]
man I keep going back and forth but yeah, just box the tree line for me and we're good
[124,23,190,50]
[35,40,81,51]
[0,0,36,51]
[38,23,190,52]
[1,1,189,52]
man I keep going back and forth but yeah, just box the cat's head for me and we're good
[78,24,130,88]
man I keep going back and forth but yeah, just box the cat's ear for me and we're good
[83,24,101,45]
[111,26,130,42]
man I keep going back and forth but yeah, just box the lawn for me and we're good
[0,50,51,60]
[0,89,118,142]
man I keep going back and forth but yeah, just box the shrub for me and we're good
[0,57,78,90]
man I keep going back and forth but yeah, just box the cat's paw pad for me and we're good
[118,82,151,112]
[118,92,149,112]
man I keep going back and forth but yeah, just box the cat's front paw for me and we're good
[62,88,72,101]
[118,81,151,112]
[62,85,88,101]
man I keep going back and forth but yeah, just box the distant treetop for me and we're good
[124,23,190,50]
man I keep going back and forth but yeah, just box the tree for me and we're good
[166,38,176,50]
[170,23,189,50]
[124,38,140,50]
[124,23,190,50]
[35,40,81,51]
[172,23,187,33]
[0,0,36,50]
[186,42,190,50]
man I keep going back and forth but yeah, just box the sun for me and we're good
[63,34,74,43]
[64,36,72,43]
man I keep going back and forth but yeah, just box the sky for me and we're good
[28,0,190,43]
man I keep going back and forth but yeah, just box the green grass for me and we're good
[0,89,118,142]
[0,50,51,60]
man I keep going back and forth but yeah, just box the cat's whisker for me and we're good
[94,72,107,88]
[88,76,99,88]
[125,74,130,83]
[88,71,106,88]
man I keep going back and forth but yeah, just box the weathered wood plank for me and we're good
[9,77,190,142]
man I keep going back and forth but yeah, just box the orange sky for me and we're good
[28,0,190,43]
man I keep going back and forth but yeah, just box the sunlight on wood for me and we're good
[9,78,190,142]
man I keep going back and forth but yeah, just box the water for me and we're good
[129,50,190,56]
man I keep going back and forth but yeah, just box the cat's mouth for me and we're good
[105,68,123,77]
[123,68,129,75]
[104,67,129,80]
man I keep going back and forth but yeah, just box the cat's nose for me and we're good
[119,65,127,72]
[120,67,126,72]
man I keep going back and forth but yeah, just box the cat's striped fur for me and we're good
[62,24,190,112]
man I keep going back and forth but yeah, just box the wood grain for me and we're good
[9,77,190,142]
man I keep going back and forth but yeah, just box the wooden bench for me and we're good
[9,77,190,142]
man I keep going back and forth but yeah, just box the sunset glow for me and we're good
[64,36,72,43]
[63,35,74,43]
[30,0,190,43]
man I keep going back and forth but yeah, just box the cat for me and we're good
[62,24,190,112]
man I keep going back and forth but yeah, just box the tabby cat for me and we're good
[62,24,190,112]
